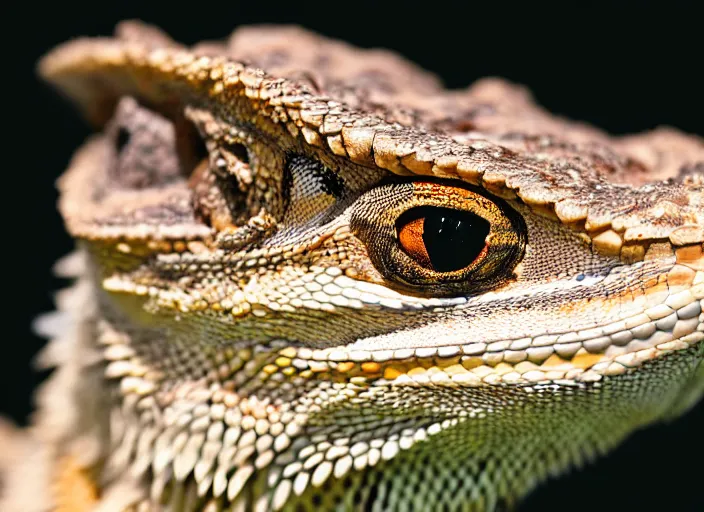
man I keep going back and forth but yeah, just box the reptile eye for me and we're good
[350,180,526,296]
[397,206,490,272]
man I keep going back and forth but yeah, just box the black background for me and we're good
[5,2,703,510]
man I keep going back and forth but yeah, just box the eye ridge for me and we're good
[397,206,490,273]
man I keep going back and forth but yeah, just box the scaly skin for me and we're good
[3,22,702,511]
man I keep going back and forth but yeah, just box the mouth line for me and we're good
[272,293,703,385]
[102,269,703,361]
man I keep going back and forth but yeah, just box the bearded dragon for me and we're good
[3,21,703,511]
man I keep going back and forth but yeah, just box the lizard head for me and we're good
[39,22,703,509]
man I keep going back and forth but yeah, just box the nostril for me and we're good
[189,157,244,231]
[227,142,249,165]
[107,97,193,190]
[207,141,254,195]
[116,127,130,152]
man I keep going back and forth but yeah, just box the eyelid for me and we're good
[349,179,526,297]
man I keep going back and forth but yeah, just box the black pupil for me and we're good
[422,207,490,272]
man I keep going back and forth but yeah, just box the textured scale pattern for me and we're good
[1,21,702,512]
